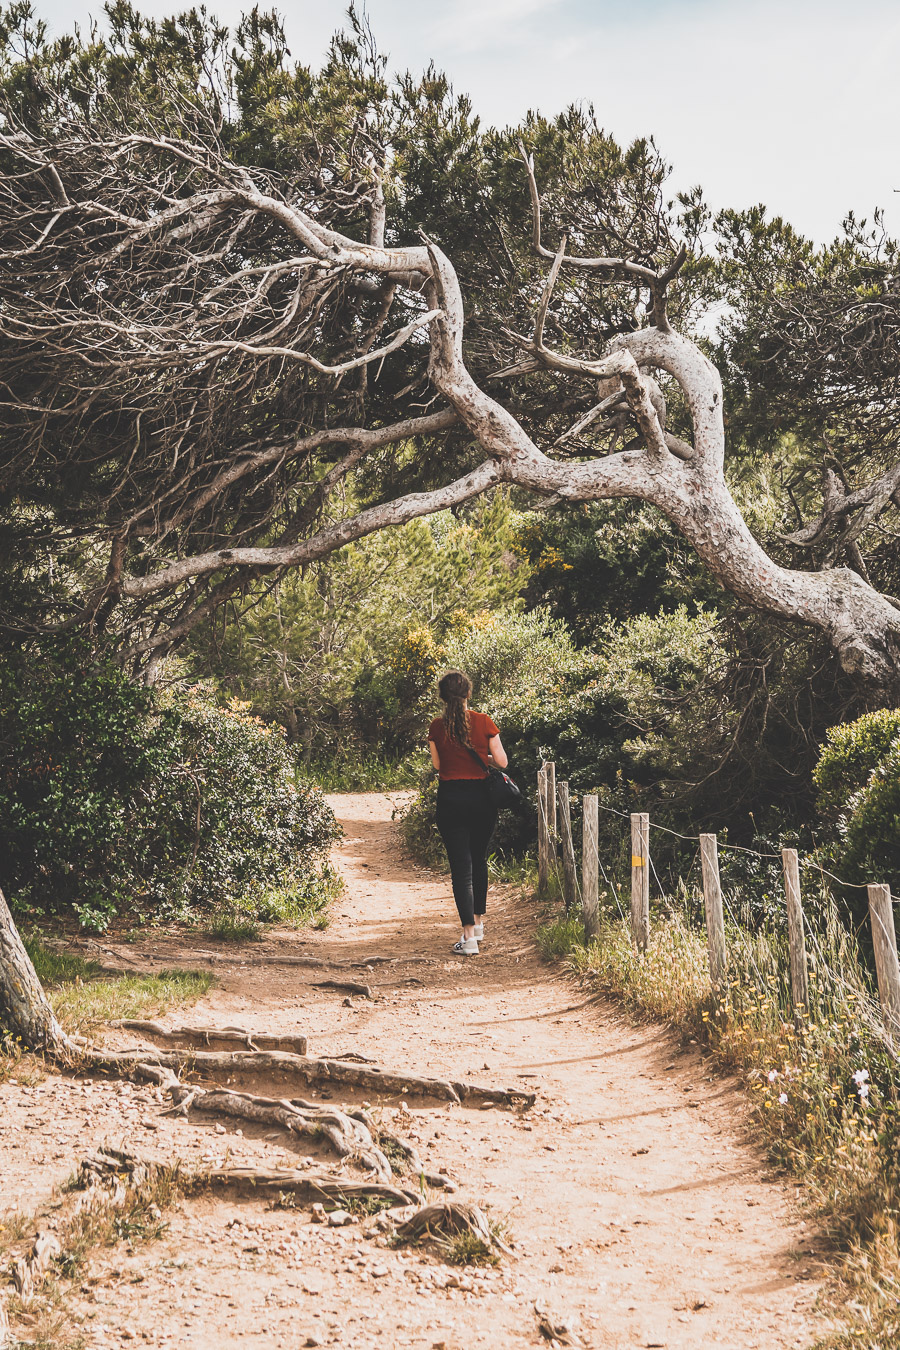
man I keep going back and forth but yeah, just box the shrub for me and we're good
[814,709,900,901]
[395,772,445,869]
[814,709,900,821]
[0,644,339,929]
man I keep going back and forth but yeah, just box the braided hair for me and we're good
[438,669,472,746]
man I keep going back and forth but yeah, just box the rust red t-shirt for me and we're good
[428,710,499,781]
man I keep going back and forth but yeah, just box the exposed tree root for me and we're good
[312,980,375,999]
[393,1201,513,1255]
[193,951,330,967]
[196,1169,418,1207]
[81,1146,419,1208]
[108,1020,309,1054]
[8,1231,60,1300]
[360,1116,451,1190]
[149,1073,396,1179]
[87,1043,535,1108]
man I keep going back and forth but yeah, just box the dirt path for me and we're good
[1,792,826,1348]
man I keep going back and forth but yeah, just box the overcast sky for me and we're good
[33,0,900,244]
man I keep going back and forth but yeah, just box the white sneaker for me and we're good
[473,923,484,940]
[452,936,479,956]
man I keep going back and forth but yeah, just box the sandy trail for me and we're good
[0,792,824,1349]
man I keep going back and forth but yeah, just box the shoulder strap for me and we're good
[462,741,491,774]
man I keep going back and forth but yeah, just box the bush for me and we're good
[814,709,900,902]
[814,708,900,820]
[395,772,445,869]
[0,644,340,929]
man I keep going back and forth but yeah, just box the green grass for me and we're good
[17,933,214,1036]
[204,863,343,940]
[47,967,214,1035]
[23,938,105,987]
[205,910,262,941]
[308,753,421,792]
[536,911,585,960]
[536,892,900,1350]
[488,851,537,886]
[438,1230,499,1266]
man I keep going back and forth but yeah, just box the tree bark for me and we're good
[3,125,900,695]
[0,887,75,1057]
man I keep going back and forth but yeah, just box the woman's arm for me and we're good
[429,739,441,771]
[488,734,508,769]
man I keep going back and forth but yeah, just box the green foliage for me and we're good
[22,937,103,986]
[518,500,716,643]
[814,709,900,820]
[20,934,213,1033]
[308,753,422,793]
[814,709,900,898]
[395,773,445,871]
[205,864,342,939]
[0,643,339,928]
[187,493,526,760]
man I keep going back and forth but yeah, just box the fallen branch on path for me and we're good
[535,1304,584,1347]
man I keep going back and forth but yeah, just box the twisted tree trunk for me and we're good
[0,887,74,1057]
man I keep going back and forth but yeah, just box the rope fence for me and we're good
[535,759,900,1050]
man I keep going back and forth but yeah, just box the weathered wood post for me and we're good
[782,848,810,1027]
[699,833,727,991]
[537,764,550,892]
[630,812,650,952]
[581,794,601,942]
[557,781,578,914]
[868,883,900,1040]
[545,760,557,861]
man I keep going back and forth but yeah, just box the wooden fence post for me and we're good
[537,764,550,892]
[868,884,900,1040]
[630,812,650,953]
[557,781,578,914]
[545,761,557,859]
[582,795,600,942]
[699,833,727,991]
[782,848,809,1026]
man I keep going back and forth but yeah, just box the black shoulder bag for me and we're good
[464,743,522,810]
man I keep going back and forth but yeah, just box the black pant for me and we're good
[435,779,498,928]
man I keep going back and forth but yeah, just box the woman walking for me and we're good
[428,670,508,956]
